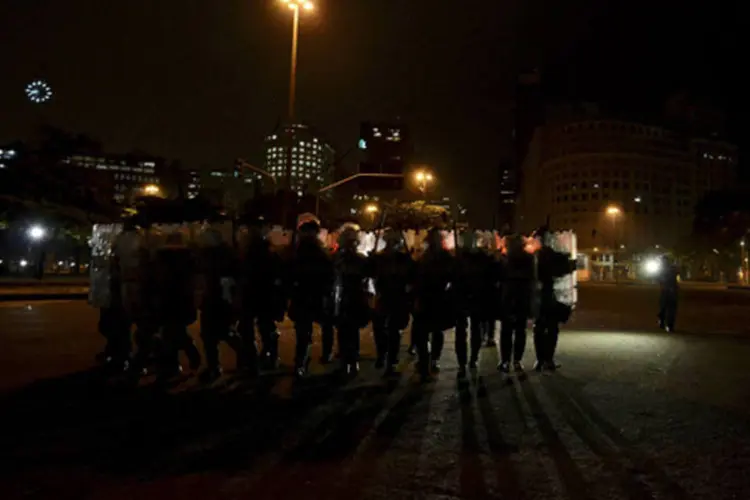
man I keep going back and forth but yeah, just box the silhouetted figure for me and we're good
[369,228,415,375]
[498,235,533,375]
[454,232,496,377]
[239,219,286,371]
[154,233,201,380]
[332,227,371,375]
[97,253,131,373]
[657,255,679,332]
[198,231,245,382]
[413,228,456,380]
[288,221,334,377]
[533,244,574,371]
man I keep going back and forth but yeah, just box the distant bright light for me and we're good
[741,240,746,247]
[634,196,642,203]
[364,204,379,214]
[593,247,599,252]
[606,206,621,216]
[644,258,661,276]
[358,138,367,150]
[70,262,76,268]
[142,184,161,196]
[20,259,28,268]
[57,261,64,266]
[303,1,314,10]
[27,225,46,241]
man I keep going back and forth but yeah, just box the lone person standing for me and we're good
[657,255,679,332]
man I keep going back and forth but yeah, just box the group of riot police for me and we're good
[98,217,574,384]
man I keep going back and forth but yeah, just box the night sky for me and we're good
[0,0,739,224]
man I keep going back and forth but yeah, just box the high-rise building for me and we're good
[263,123,335,197]
[516,117,738,260]
[357,120,412,192]
[503,70,544,227]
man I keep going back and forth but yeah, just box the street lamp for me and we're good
[414,169,434,197]
[741,239,747,285]
[278,0,314,226]
[364,203,379,214]
[606,205,621,283]
[142,184,162,196]
[27,225,46,241]
[279,0,314,120]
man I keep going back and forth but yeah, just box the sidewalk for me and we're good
[0,277,89,301]
[579,280,738,290]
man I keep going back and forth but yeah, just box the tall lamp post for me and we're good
[279,0,313,119]
[279,0,314,226]
[741,239,747,285]
[606,205,621,283]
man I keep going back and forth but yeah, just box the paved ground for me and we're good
[1,287,750,499]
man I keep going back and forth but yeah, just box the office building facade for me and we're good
[263,123,335,197]
[517,119,738,255]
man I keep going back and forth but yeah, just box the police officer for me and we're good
[238,217,286,371]
[154,232,201,380]
[370,228,415,375]
[533,242,574,371]
[332,226,371,375]
[97,253,131,374]
[454,231,495,377]
[288,220,334,377]
[198,228,246,382]
[657,255,679,332]
[413,228,455,380]
[498,234,533,375]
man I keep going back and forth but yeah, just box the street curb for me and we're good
[0,293,89,302]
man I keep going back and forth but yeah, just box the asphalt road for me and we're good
[1,286,750,499]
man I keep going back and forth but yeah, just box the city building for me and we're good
[201,164,267,211]
[516,116,738,276]
[61,153,163,204]
[503,70,544,227]
[186,170,201,199]
[357,120,412,192]
[263,123,335,197]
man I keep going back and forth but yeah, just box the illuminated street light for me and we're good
[634,196,642,203]
[27,225,46,241]
[364,203,379,214]
[20,259,28,268]
[605,205,622,283]
[414,168,434,196]
[278,0,315,225]
[278,0,315,120]
[142,184,162,196]
[644,258,662,276]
